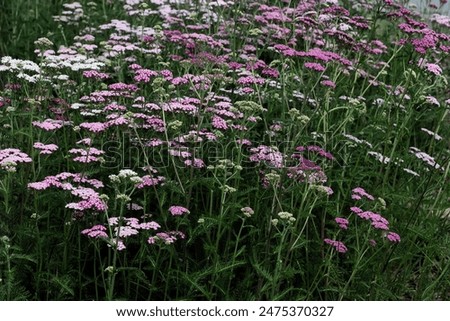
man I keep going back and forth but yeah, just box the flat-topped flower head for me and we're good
[0,148,32,171]
[81,225,108,238]
[324,239,348,253]
[351,187,375,201]
[33,142,59,155]
[241,207,254,218]
[335,217,349,229]
[386,232,401,243]
[32,119,65,131]
[168,206,190,216]
[79,122,108,133]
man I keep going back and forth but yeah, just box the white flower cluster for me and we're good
[0,56,42,82]
[109,170,143,184]
[367,151,391,164]
[277,211,296,223]
[42,52,105,71]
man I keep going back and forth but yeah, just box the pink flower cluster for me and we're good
[324,239,348,253]
[211,115,228,130]
[162,101,199,115]
[335,217,349,230]
[304,62,326,72]
[33,142,59,155]
[108,82,138,92]
[423,62,442,76]
[135,175,165,189]
[69,147,104,163]
[148,231,186,245]
[81,225,107,238]
[82,216,162,251]
[351,187,375,200]
[297,47,352,66]
[237,76,266,86]
[168,206,190,216]
[295,145,334,160]
[325,187,401,254]
[350,207,390,230]
[32,119,65,131]
[79,122,108,133]
[249,145,284,168]
[320,80,336,88]
[28,172,106,213]
[184,158,205,168]
[68,191,107,213]
[83,70,109,79]
[28,172,103,190]
[0,148,32,171]
[287,157,328,184]
[133,68,158,83]
[386,232,401,243]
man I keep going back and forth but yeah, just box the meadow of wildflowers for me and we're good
[0,0,449,301]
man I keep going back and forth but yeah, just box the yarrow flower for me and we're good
[69,147,104,163]
[82,216,170,250]
[425,95,440,107]
[324,239,348,253]
[115,226,139,238]
[28,172,106,212]
[236,75,265,86]
[136,175,165,189]
[386,231,401,243]
[277,211,296,222]
[148,231,186,245]
[351,187,375,201]
[79,122,108,133]
[335,217,349,230]
[403,168,420,177]
[320,79,336,88]
[410,147,441,169]
[420,128,442,141]
[83,70,109,79]
[250,145,284,168]
[32,119,65,131]
[304,62,326,72]
[211,115,228,130]
[134,68,158,83]
[241,206,254,218]
[295,145,334,160]
[347,187,401,244]
[350,206,363,214]
[367,151,390,164]
[0,148,32,171]
[168,206,190,216]
[33,142,59,155]
[424,63,442,76]
[184,158,205,168]
[28,172,103,190]
[81,225,108,238]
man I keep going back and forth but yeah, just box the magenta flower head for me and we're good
[81,225,108,238]
[324,238,348,253]
[351,187,375,201]
[33,142,59,155]
[335,217,349,230]
[0,148,32,171]
[168,206,190,216]
[386,232,401,243]
[304,62,326,72]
